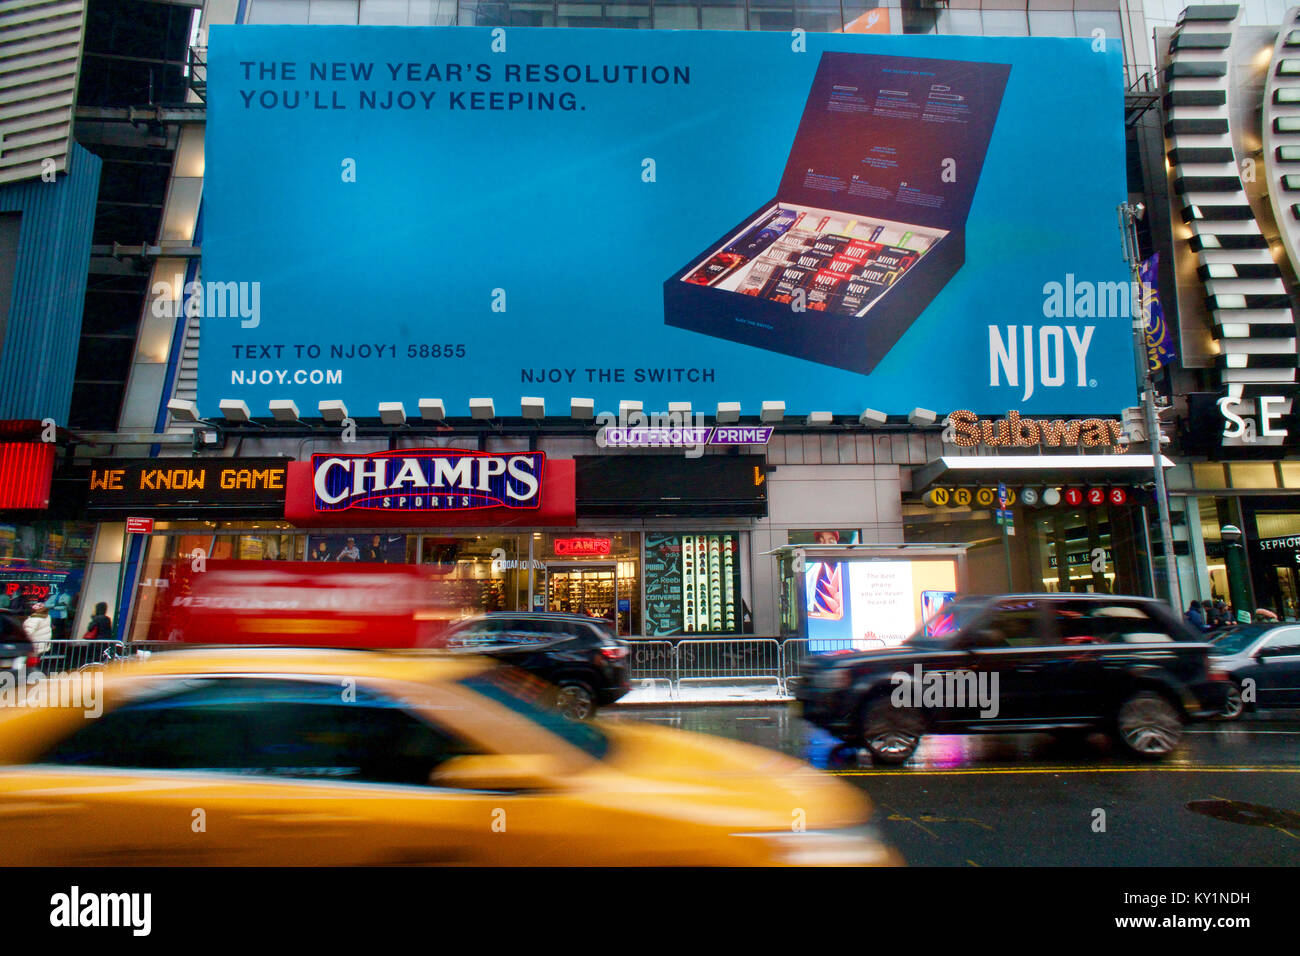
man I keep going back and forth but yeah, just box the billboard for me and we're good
[203,26,1132,416]
[805,557,958,649]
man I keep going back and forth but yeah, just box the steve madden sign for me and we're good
[312,450,544,512]
[943,410,1126,452]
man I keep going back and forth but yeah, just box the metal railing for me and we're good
[14,637,879,700]
[623,637,885,699]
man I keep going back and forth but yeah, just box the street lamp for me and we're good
[1219,525,1253,623]
[1118,201,1182,612]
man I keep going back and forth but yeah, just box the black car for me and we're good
[440,613,630,720]
[1210,623,1300,718]
[797,593,1229,764]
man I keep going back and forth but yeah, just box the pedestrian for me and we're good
[23,602,52,656]
[82,602,114,641]
[1185,600,1209,631]
[1211,600,1228,627]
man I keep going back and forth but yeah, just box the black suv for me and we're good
[797,594,1229,764]
[440,613,630,720]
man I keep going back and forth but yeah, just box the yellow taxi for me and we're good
[0,647,898,865]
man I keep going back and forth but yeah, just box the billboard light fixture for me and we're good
[469,398,495,420]
[716,402,741,423]
[521,396,546,419]
[318,400,349,423]
[570,398,594,420]
[760,401,785,423]
[378,402,406,426]
[860,408,888,426]
[807,411,833,426]
[269,400,301,422]
[418,398,446,421]
[167,399,202,423]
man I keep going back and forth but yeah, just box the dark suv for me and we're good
[797,594,1229,764]
[440,613,630,720]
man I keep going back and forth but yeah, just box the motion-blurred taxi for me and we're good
[0,648,896,865]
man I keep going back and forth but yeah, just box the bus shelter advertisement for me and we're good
[202,27,1132,416]
[806,558,958,649]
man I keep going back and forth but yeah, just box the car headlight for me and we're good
[734,827,897,866]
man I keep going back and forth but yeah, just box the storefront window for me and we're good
[418,533,527,619]
[642,532,739,636]
[536,532,641,635]
[0,521,95,637]
[1230,463,1279,489]
[1193,463,1226,489]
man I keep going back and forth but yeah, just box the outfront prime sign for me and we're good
[204,26,1133,416]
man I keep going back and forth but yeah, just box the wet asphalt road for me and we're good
[603,703,1300,866]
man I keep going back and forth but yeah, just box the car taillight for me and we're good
[601,646,628,661]
[25,655,39,668]
[1208,667,1229,682]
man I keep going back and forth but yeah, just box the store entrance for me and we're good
[545,564,618,630]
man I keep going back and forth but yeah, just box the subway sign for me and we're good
[311,449,544,513]
[86,458,289,512]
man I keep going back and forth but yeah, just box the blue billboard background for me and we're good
[203,26,1133,417]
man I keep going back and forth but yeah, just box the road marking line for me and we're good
[831,766,1300,776]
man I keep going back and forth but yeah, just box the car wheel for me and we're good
[1217,683,1245,721]
[1114,690,1184,758]
[554,680,596,721]
[860,698,924,765]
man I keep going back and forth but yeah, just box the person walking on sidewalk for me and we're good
[82,602,114,641]
[23,602,52,657]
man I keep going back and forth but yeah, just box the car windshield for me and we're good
[1211,624,1273,655]
[460,668,609,760]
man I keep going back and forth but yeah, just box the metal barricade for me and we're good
[35,639,126,672]
[673,638,784,695]
[781,638,885,695]
[624,639,677,682]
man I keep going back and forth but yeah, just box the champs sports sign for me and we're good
[312,450,543,512]
[283,450,577,527]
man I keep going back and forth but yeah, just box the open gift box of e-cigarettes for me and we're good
[664,50,1010,375]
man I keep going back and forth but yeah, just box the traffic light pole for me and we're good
[1119,202,1183,613]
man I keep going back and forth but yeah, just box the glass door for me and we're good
[546,563,618,630]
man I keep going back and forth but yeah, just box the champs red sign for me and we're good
[554,537,612,556]
[284,450,576,527]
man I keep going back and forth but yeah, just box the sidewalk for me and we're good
[616,678,794,705]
